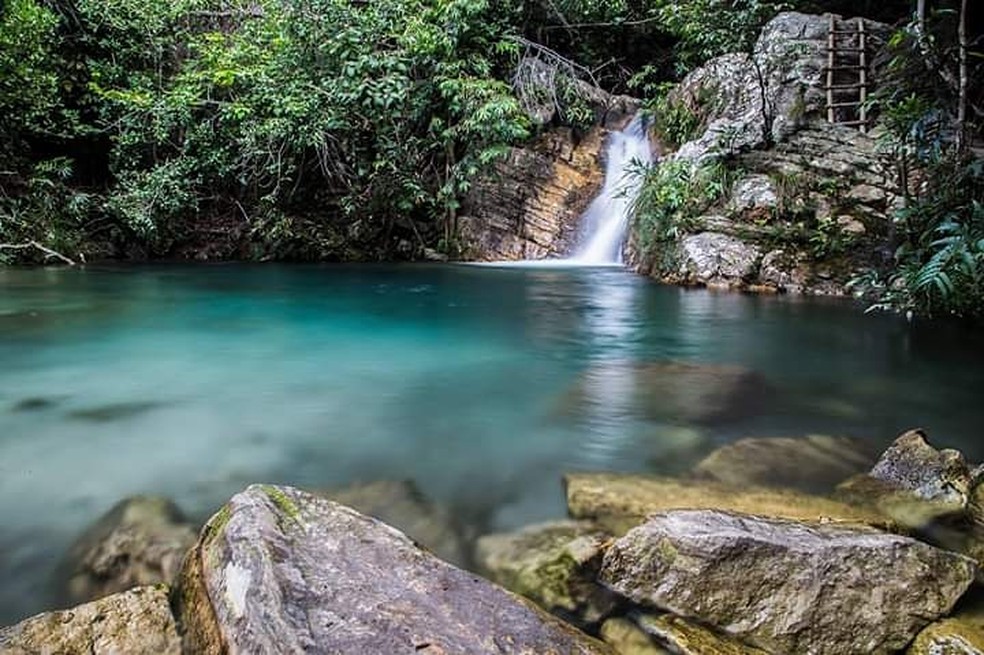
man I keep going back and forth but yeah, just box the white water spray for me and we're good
[569,115,653,265]
[469,114,653,269]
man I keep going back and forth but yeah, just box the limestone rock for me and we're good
[62,496,197,603]
[600,618,670,655]
[909,618,984,655]
[869,429,972,511]
[729,174,778,216]
[0,586,180,655]
[693,435,875,493]
[635,614,769,655]
[174,484,613,654]
[600,510,976,655]
[475,521,618,628]
[556,360,769,426]
[564,472,893,536]
[322,479,466,566]
[673,232,761,289]
[459,126,606,261]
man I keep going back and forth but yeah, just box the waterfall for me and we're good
[569,115,654,266]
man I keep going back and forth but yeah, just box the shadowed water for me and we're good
[1,263,983,623]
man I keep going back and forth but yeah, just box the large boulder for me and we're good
[0,585,181,655]
[600,509,976,655]
[61,496,197,603]
[670,232,762,289]
[693,435,875,493]
[173,484,613,654]
[564,472,893,536]
[556,360,769,426]
[322,479,467,566]
[475,521,618,629]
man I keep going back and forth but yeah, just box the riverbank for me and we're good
[4,429,984,653]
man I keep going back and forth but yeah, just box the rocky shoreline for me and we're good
[4,430,984,654]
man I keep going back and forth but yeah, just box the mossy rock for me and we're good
[475,520,619,629]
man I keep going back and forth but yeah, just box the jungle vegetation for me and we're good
[0,0,981,317]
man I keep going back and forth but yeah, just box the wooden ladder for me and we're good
[825,16,870,133]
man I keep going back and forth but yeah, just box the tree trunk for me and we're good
[957,0,967,151]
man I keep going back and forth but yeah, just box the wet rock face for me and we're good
[62,496,197,603]
[0,586,181,655]
[459,127,607,261]
[693,435,876,493]
[322,479,467,566]
[600,510,976,655]
[174,484,613,655]
[564,472,892,536]
[475,521,618,629]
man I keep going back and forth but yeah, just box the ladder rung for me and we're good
[833,120,870,126]
[826,48,868,52]
[823,65,868,70]
[825,83,868,90]
[829,30,863,34]
[828,101,862,108]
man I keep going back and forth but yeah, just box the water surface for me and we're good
[1,263,982,623]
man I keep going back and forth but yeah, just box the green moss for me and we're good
[261,485,302,522]
[656,537,679,564]
[203,503,232,549]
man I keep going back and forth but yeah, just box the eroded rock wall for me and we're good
[627,12,898,295]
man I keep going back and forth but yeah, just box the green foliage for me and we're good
[79,0,529,255]
[0,158,95,263]
[650,0,790,75]
[631,158,734,264]
[859,159,984,319]
[0,0,61,148]
[647,82,709,149]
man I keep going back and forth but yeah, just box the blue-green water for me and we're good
[1,263,983,623]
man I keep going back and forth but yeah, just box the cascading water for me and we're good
[569,115,654,265]
[472,114,653,269]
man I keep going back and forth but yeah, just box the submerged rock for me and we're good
[0,585,180,655]
[174,484,613,654]
[557,360,769,426]
[62,496,197,603]
[909,618,984,655]
[600,509,976,655]
[322,479,466,566]
[693,434,875,493]
[475,520,618,629]
[564,472,892,536]
[869,429,973,510]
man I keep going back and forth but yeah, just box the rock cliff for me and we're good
[627,12,899,295]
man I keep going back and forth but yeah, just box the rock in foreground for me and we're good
[565,472,892,536]
[0,586,180,655]
[600,509,976,655]
[323,479,467,566]
[175,484,613,654]
[62,495,197,603]
[475,520,618,628]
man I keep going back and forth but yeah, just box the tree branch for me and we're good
[0,241,77,265]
